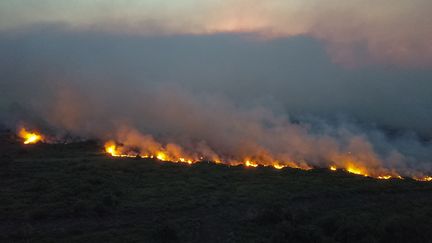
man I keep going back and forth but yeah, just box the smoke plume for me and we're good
[0,28,431,178]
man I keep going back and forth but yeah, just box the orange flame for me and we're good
[245,160,258,167]
[105,141,119,156]
[103,140,431,181]
[273,163,285,170]
[104,141,197,163]
[103,141,305,169]
[19,128,43,144]
[104,140,136,158]
[156,152,168,161]
[346,166,368,177]
[377,175,392,180]
[414,176,432,182]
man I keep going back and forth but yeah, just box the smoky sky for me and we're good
[1,1,432,177]
[2,0,432,67]
[1,26,431,136]
[1,24,432,177]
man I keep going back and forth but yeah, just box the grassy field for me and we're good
[2,138,432,242]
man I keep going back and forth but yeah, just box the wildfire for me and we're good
[341,166,401,180]
[104,141,136,158]
[245,160,258,167]
[105,141,197,164]
[414,176,432,182]
[156,152,168,161]
[103,140,432,182]
[346,166,368,177]
[19,128,43,144]
[179,158,193,164]
[329,162,391,179]
[343,166,397,180]
[105,141,119,156]
[273,163,285,170]
[377,175,392,180]
[103,141,299,169]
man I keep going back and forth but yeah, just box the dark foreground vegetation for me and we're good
[1,136,432,242]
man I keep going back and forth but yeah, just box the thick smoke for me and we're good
[2,0,432,66]
[1,29,432,177]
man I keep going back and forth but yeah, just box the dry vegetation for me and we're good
[1,134,432,242]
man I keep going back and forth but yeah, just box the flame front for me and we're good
[245,160,258,167]
[156,152,167,161]
[103,141,302,169]
[414,176,432,182]
[103,140,431,181]
[104,140,137,158]
[105,141,120,156]
[273,163,285,170]
[12,124,432,182]
[19,128,43,144]
[346,166,368,177]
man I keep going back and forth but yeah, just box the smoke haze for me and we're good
[2,0,432,66]
[1,27,431,177]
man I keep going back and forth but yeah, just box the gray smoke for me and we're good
[1,27,432,177]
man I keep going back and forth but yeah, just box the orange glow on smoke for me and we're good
[105,141,196,163]
[272,163,285,170]
[103,141,304,169]
[19,128,43,144]
[156,152,167,161]
[103,141,431,181]
[346,166,368,177]
[104,140,136,158]
[245,160,258,167]
[105,141,119,156]
[414,176,432,182]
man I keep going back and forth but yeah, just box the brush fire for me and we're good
[102,140,427,181]
[18,128,44,144]
[14,126,432,182]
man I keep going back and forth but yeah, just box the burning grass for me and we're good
[103,140,430,182]
[2,139,432,242]
[11,127,432,182]
[18,127,43,144]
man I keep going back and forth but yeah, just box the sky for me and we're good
[1,1,432,176]
[1,0,432,66]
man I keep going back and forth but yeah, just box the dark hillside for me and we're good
[1,140,432,242]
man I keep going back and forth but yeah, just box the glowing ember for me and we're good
[377,175,392,180]
[330,166,337,171]
[19,128,43,144]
